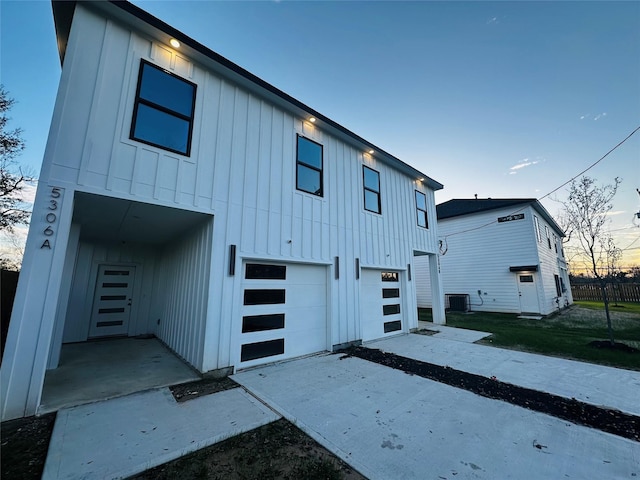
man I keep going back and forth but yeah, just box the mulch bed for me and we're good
[1,412,57,480]
[341,346,640,442]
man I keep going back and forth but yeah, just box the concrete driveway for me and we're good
[233,343,639,479]
[43,332,639,479]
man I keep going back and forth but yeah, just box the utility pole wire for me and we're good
[443,125,640,240]
[539,125,640,201]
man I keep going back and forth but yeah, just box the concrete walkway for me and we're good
[369,333,640,416]
[42,387,279,480]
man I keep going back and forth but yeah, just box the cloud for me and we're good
[509,158,540,174]
[579,112,607,121]
[604,210,625,216]
[486,17,498,24]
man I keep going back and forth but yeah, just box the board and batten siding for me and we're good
[416,206,539,313]
[154,219,213,371]
[41,4,438,369]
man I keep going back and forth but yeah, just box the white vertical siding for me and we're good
[45,3,441,368]
[416,204,572,315]
[155,218,213,370]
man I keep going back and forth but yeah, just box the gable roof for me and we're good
[437,198,565,236]
[51,1,443,192]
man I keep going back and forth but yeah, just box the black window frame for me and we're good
[363,165,381,214]
[554,274,562,297]
[415,190,428,228]
[533,215,542,243]
[130,59,197,156]
[296,135,324,197]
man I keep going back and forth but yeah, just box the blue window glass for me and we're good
[138,64,195,116]
[297,137,322,169]
[296,135,323,196]
[133,104,191,154]
[130,60,196,156]
[297,164,322,195]
[364,189,380,213]
[363,166,381,214]
[415,190,428,228]
[363,166,379,191]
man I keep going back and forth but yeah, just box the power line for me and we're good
[539,125,640,201]
[442,126,640,240]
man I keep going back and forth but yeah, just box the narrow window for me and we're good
[533,216,541,243]
[384,320,402,333]
[245,264,286,280]
[382,288,400,298]
[296,135,323,196]
[363,166,381,214]
[381,272,399,282]
[130,60,196,156]
[415,191,428,228]
[545,225,551,249]
[383,304,401,315]
[243,289,286,305]
[553,234,558,253]
[554,275,562,297]
[241,339,285,362]
[242,314,285,333]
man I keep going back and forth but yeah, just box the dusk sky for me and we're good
[1,1,639,266]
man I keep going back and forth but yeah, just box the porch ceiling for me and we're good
[73,192,211,244]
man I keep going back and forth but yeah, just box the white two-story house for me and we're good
[1,1,445,420]
[416,198,572,316]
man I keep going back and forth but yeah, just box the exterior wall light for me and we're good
[170,38,181,48]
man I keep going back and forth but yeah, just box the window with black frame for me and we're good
[296,135,323,196]
[130,60,196,156]
[363,166,381,214]
[415,190,428,228]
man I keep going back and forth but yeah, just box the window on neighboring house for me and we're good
[363,166,381,213]
[415,191,428,228]
[130,60,196,156]
[533,215,541,242]
[545,225,551,249]
[554,274,562,297]
[296,135,323,196]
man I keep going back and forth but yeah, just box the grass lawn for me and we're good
[418,304,640,371]
[575,300,640,315]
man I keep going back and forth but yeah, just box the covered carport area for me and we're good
[42,191,213,411]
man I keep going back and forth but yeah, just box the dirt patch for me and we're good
[588,340,639,353]
[127,418,366,480]
[1,412,56,480]
[170,376,239,402]
[341,346,640,442]
[414,328,439,336]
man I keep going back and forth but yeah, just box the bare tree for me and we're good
[1,86,33,233]
[561,176,621,344]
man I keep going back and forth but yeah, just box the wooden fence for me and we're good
[571,283,640,303]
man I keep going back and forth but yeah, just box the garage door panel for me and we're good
[240,262,327,368]
[361,269,403,342]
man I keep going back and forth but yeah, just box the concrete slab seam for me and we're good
[236,383,375,480]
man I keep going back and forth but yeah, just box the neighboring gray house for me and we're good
[416,198,572,316]
[1,1,446,420]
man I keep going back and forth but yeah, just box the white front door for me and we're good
[517,274,540,314]
[88,265,136,338]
